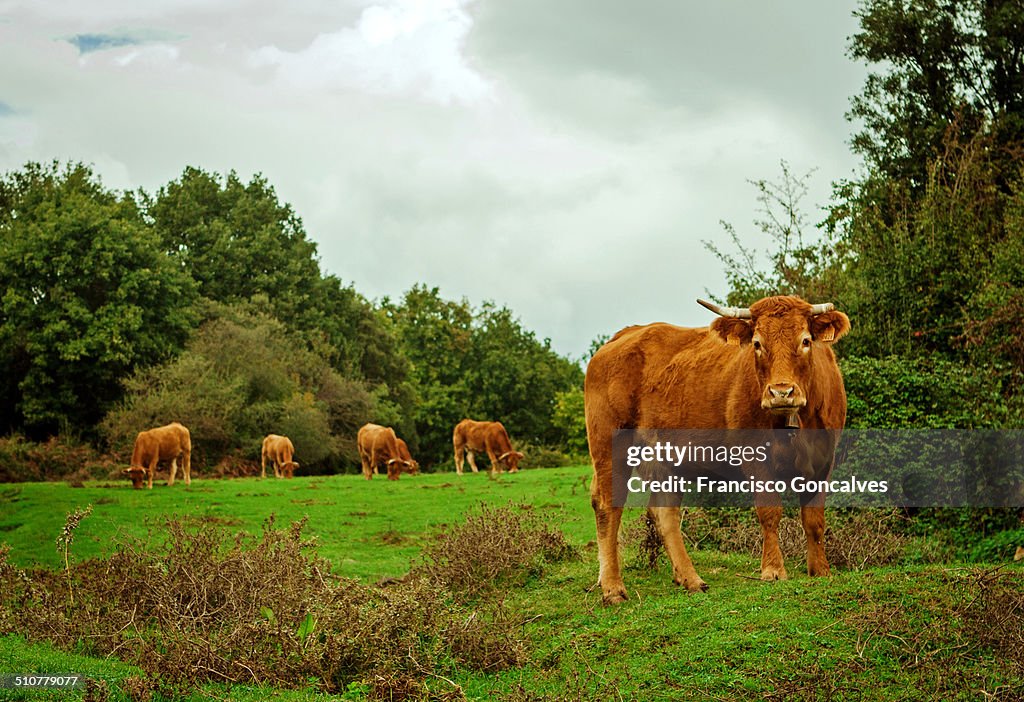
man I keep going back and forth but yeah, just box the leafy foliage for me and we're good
[0,162,196,436]
[848,0,1024,188]
[101,304,374,472]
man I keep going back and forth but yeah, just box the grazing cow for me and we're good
[124,422,192,490]
[453,419,524,475]
[261,434,299,479]
[357,423,413,480]
[585,295,850,603]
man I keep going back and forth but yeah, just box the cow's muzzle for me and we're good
[761,383,807,412]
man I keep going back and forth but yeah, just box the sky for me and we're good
[0,0,868,359]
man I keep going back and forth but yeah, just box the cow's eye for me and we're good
[753,340,761,351]
[802,338,811,348]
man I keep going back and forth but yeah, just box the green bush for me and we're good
[841,355,1008,428]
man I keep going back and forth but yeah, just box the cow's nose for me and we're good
[769,384,795,400]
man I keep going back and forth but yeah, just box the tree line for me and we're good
[0,164,582,471]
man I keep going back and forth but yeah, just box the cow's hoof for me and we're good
[679,577,708,593]
[808,565,831,577]
[760,567,787,581]
[602,590,628,605]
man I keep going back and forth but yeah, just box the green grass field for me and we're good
[1,467,1022,701]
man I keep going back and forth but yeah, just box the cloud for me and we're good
[63,28,185,55]
[0,0,867,357]
[250,0,493,104]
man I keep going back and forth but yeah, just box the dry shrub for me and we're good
[621,512,664,570]
[0,514,539,697]
[679,507,909,570]
[413,503,576,601]
[961,567,1024,673]
[825,509,908,569]
[0,434,115,483]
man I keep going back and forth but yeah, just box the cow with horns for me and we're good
[584,295,850,603]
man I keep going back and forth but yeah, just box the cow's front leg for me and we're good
[756,503,787,580]
[274,461,282,479]
[800,502,830,576]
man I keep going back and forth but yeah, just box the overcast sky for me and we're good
[0,0,868,359]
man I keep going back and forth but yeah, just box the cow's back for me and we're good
[264,434,294,461]
[484,422,513,453]
[586,323,736,435]
[133,422,189,464]
[359,423,397,454]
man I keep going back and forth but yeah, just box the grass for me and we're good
[0,467,595,580]
[2,465,1023,700]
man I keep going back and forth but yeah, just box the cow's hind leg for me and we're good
[183,447,191,486]
[168,458,178,486]
[454,444,465,475]
[800,501,830,576]
[593,499,627,604]
[756,503,788,580]
[466,451,480,473]
[649,506,707,592]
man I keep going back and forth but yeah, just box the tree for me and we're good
[0,162,196,436]
[148,167,320,319]
[148,167,413,427]
[849,0,1024,188]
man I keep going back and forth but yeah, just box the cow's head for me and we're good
[282,461,299,479]
[386,457,413,480]
[499,450,525,472]
[699,296,850,425]
[123,466,146,489]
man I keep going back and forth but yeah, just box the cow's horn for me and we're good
[809,302,835,315]
[696,299,752,319]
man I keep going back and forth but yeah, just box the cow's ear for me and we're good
[710,317,753,345]
[810,310,850,344]
[514,451,524,459]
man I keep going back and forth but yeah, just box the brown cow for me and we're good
[357,423,413,480]
[261,434,299,479]
[123,422,192,490]
[453,419,524,475]
[585,295,850,603]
